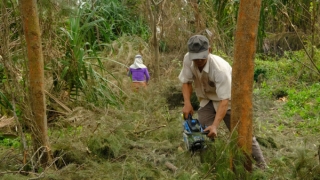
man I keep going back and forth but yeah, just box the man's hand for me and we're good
[182,103,194,119]
[202,99,228,138]
[182,83,194,119]
[204,125,218,139]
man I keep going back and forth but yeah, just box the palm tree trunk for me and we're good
[20,0,51,167]
[231,0,262,172]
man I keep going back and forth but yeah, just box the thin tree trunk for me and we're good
[1,0,29,164]
[190,0,205,32]
[311,0,316,60]
[148,0,164,81]
[152,6,160,81]
[231,0,262,172]
[20,0,51,167]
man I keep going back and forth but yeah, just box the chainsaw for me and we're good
[182,114,210,153]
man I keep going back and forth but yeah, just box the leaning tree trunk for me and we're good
[20,0,51,167]
[231,0,262,172]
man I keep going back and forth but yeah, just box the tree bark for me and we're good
[190,0,205,32]
[231,0,262,172]
[147,0,164,81]
[152,3,160,81]
[20,0,51,166]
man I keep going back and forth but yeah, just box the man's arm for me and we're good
[182,83,194,119]
[205,99,229,138]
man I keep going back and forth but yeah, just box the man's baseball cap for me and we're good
[187,35,209,60]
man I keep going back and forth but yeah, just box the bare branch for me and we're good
[278,4,320,75]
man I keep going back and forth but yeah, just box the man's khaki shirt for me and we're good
[178,53,232,111]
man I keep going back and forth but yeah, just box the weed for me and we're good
[283,83,320,133]
[0,136,20,148]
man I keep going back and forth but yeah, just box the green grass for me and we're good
[284,83,320,120]
[254,52,320,136]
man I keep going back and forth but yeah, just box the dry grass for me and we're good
[1,37,320,179]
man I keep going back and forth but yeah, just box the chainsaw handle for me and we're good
[183,113,193,120]
[201,131,209,135]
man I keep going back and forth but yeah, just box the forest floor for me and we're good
[0,54,320,180]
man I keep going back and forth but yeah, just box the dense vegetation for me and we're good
[0,0,319,179]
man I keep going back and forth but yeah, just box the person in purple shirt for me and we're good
[128,54,150,89]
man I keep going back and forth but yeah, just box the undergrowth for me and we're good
[1,50,320,179]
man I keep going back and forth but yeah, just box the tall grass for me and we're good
[58,5,124,107]
[81,0,149,45]
[52,0,151,108]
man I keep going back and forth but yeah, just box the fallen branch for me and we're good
[44,90,72,113]
[134,125,166,134]
[0,170,38,176]
[165,161,178,172]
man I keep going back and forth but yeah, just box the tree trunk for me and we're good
[190,0,205,33]
[231,0,262,172]
[147,0,163,81]
[20,0,51,167]
[153,6,160,81]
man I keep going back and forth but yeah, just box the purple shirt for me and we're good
[128,68,150,82]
